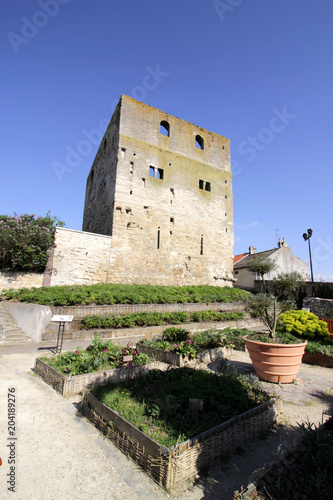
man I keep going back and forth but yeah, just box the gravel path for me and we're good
[0,343,332,500]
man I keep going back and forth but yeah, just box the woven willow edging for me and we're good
[81,391,281,491]
[136,344,233,367]
[34,358,167,397]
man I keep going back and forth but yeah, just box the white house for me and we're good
[233,238,307,290]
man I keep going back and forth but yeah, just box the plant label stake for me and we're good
[51,315,74,354]
[189,398,203,421]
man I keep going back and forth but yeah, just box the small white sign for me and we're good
[51,315,74,323]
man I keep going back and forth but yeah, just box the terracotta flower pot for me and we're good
[243,335,307,384]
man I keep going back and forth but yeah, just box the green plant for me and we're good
[256,420,333,499]
[1,283,249,306]
[279,310,330,340]
[162,327,189,342]
[80,310,245,330]
[40,335,151,376]
[245,293,294,338]
[174,339,197,358]
[0,211,65,272]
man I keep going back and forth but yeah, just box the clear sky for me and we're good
[1,0,332,280]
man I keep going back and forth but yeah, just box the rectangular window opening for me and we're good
[199,179,204,190]
[205,182,211,192]
[157,228,161,249]
[200,236,203,255]
[149,166,155,177]
[156,168,164,180]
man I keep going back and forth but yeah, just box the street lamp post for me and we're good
[303,228,315,297]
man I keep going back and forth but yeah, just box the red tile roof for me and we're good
[233,253,248,264]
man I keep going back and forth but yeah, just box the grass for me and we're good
[1,282,249,306]
[91,366,270,448]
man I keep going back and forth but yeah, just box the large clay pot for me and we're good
[243,336,307,384]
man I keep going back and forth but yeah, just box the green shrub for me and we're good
[2,283,249,306]
[279,310,330,340]
[0,212,64,272]
[162,327,189,342]
[81,310,245,330]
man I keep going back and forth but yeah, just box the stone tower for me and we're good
[83,95,234,286]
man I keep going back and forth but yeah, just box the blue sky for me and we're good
[1,0,332,280]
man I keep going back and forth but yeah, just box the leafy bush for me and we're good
[0,212,64,272]
[279,310,330,340]
[162,327,189,342]
[1,282,249,306]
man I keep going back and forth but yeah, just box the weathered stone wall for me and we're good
[50,227,112,286]
[0,271,44,290]
[303,297,333,318]
[83,95,234,287]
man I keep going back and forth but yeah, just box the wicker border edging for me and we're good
[81,391,281,491]
[136,344,233,367]
[34,358,167,397]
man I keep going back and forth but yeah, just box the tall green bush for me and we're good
[0,212,64,272]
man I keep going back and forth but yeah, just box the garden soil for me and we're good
[0,342,332,500]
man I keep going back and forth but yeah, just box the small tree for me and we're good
[245,271,305,339]
[246,255,276,287]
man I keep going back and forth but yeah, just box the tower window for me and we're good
[199,179,211,192]
[195,135,204,150]
[149,166,164,180]
[157,228,161,249]
[156,168,164,180]
[160,120,170,137]
[200,236,203,255]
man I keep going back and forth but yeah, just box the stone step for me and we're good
[0,302,32,345]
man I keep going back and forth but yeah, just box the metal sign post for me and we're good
[50,315,74,354]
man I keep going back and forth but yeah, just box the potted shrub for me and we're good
[243,271,308,383]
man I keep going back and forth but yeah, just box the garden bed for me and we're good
[34,358,166,396]
[81,390,280,491]
[302,351,333,368]
[136,343,232,367]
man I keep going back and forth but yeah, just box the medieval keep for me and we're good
[83,95,234,286]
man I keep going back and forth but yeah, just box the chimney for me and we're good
[278,238,287,248]
[249,246,257,255]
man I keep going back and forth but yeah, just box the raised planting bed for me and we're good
[34,358,166,396]
[81,368,280,491]
[302,352,333,368]
[136,343,232,367]
[34,334,162,396]
[136,327,252,366]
